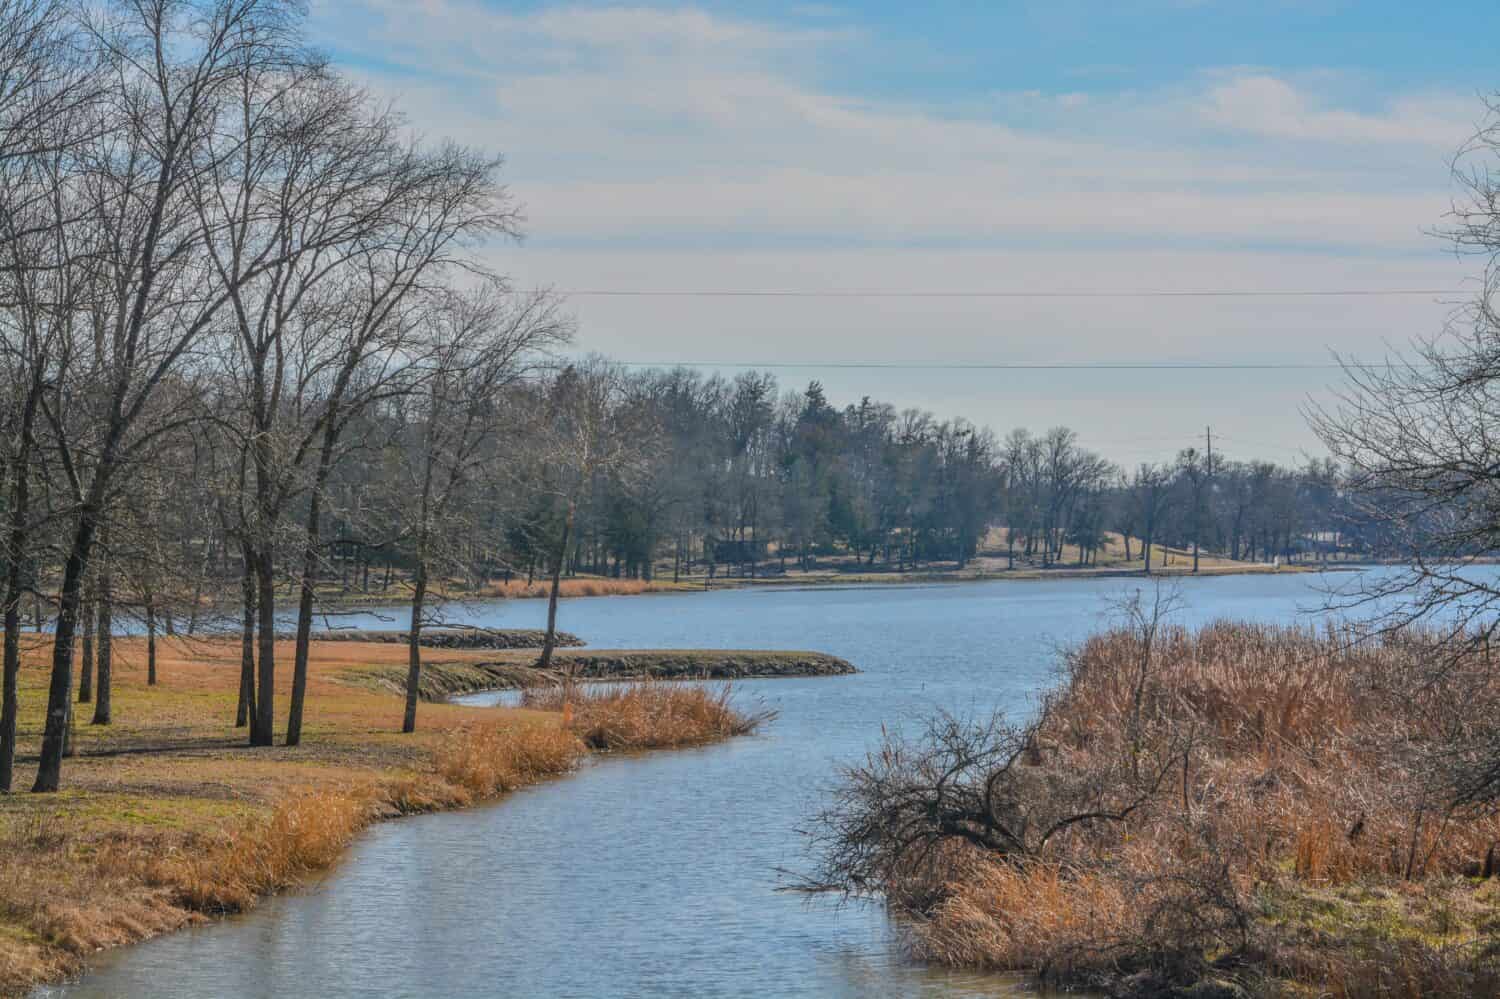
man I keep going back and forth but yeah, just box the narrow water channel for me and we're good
[42,572,1368,998]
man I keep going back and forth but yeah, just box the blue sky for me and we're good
[307,1,1496,464]
[665,1,1498,108]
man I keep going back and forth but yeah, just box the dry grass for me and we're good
[128,788,376,914]
[432,721,586,796]
[477,577,671,599]
[826,621,1500,997]
[521,682,773,750]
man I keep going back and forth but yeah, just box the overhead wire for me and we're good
[552,288,1461,299]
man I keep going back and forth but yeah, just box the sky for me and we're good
[306,0,1500,467]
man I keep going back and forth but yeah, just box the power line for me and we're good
[557,287,1460,300]
[1213,434,1313,456]
[612,360,1361,370]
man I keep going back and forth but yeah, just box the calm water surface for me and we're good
[44,572,1369,999]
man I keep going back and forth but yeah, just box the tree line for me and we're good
[522,368,1358,582]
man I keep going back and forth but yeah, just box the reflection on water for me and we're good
[45,572,1371,998]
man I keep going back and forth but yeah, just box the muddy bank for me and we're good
[288,627,585,649]
[349,649,857,701]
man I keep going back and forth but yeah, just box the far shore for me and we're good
[299,557,1360,616]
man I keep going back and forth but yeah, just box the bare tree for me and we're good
[1176,447,1209,574]
[1309,93,1500,646]
[1132,463,1172,575]
[1307,94,1500,814]
[31,0,317,792]
[0,0,100,790]
[280,140,518,748]
[528,360,655,671]
[198,60,458,746]
[390,284,569,733]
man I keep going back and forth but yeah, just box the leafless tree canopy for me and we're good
[1310,94,1500,648]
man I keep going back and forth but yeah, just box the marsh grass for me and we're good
[521,682,774,750]
[818,621,1500,997]
[432,721,586,797]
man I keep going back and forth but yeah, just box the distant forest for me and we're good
[324,365,1357,586]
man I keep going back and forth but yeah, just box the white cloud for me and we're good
[314,0,1472,254]
[307,1,1486,459]
[1198,74,1474,147]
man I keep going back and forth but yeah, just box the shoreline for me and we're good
[0,636,839,997]
[351,648,857,701]
[299,559,1362,614]
[682,561,1356,589]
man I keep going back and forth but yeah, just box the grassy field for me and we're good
[0,635,761,995]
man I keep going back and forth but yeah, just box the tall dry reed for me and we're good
[521,682,773,750]
[432,721,586,797]
[817,620,1500,996]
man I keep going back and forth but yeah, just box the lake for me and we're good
[40,571,1372,998]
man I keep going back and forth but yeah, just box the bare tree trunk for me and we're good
[146,597,157,686]
[31,505,99,791]
[285,533,318,747]
[91,535,112,726]
[0,422,33,790]
[237,548,256,732]
[287,417,344,748]
[253,547,276,746]
[0,588,18,792]
[78,580,94,703]
[286,478,328,748]
[401,561,427,734]
[186,541,210,635]
[538,501,576,671]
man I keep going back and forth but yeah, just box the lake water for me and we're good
[43,571,1375,999]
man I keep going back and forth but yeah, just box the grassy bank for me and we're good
[0,636,765,996]
[809,620,1500,998]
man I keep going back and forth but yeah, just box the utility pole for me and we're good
[1195,426,1214,575]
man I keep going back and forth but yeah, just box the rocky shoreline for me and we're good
[545,650,856,682]
[346,648,857,701]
